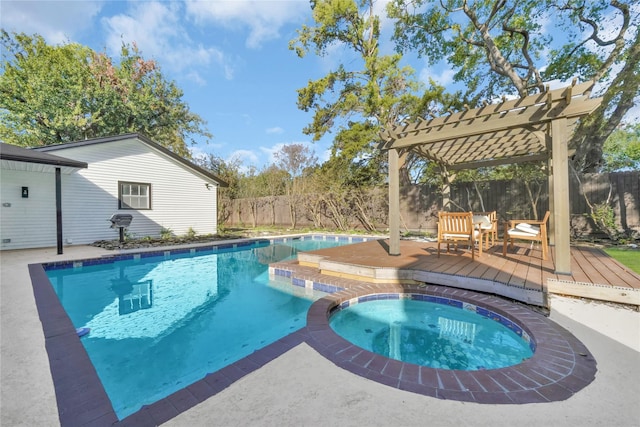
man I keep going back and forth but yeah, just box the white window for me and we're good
[119,181,151,210]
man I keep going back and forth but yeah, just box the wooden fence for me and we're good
[227,171,639,238]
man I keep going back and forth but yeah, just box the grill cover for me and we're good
[109,213,133,228]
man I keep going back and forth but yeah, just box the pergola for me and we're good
[379,80,602,274]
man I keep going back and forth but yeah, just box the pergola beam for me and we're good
[381,80,593,140]
[382,98,601,150]
[446,153,550,171]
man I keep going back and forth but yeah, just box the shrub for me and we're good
[160,227,173,240]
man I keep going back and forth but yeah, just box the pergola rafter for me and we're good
[380,80,602,274]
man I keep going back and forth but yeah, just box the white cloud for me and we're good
[266,126,284,134]
[372,0,397,55]
[189,145,209,162]
[101,1,233,79]
[185,71,207,86]
[317,145,331,164]
[185,0,310,49]
[260,143,286,165]
[0,0,103,44]
[229,149,259,167]
[419,64,455,86]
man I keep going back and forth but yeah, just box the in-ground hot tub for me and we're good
[329,295,534,371]
[306,284,597,404]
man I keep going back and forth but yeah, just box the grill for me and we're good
[109,213,133,243]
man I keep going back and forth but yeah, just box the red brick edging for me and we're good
[305,283,597,404]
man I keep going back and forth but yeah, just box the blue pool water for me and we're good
[45,237,350,419]
[330,299,533,370]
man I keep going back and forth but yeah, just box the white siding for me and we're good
[0,169,57,249]
[53,138,218,245]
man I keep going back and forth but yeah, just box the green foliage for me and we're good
[388,0,639,173]
[274,143,319,228]
[258,165,288,197]
[123,229,135,241]
[194,153,244,225]
[185,227,197,239]
[160,227,173,240]
[290,0,423,181]
[388,0,549,100]
[588,202,621,241]
[490,163,547,182]
[543,0,620,81]
[0,31,210,156]
[602,124,640,172]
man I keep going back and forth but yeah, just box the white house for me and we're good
[0,133,226,252]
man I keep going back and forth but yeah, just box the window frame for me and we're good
[118,181,152,210]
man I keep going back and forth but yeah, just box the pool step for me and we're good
[269,260,363,294]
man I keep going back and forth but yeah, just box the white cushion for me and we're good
[443,233,469,239]
[508,229,539,238]
[443,231,481,239]
[473,215,492,227]
[515,223,540,234]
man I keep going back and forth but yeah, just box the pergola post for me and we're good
[551,118,571,274]
[388,148,401,255]
[547,155,555,246]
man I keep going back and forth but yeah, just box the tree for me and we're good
[258,165,288,226]
[601,124,640,172]
[274,143,318,228]
[0,31,210,156]
[388,0,639,172]
[237,167,266,228]
[290,0,422,181]
[300,166,330,229]
[194,154,243,227]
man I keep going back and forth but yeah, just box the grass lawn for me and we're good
[604,247,640,274]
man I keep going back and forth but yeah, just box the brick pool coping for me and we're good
[28,234,377,426]
[30,261,312,427]
[28,235,597,425]
[306,283,597,404]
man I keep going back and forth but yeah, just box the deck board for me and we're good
[274,239,640,308]
[571,246,609,285]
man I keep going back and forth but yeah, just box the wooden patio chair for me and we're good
[502,211,551,260]
[437,211,482,260]
[473,211,497,250]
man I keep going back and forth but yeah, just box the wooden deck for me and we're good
[270,239,640,308]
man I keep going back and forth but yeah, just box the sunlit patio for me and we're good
[2,242,639,426]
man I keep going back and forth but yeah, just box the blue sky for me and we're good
[2,1,637,171]
[2,0,416,170]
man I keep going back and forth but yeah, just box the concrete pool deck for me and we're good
[1,245,639,426]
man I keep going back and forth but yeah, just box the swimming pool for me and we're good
[41,236,364,420]
[29,235,598,424]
